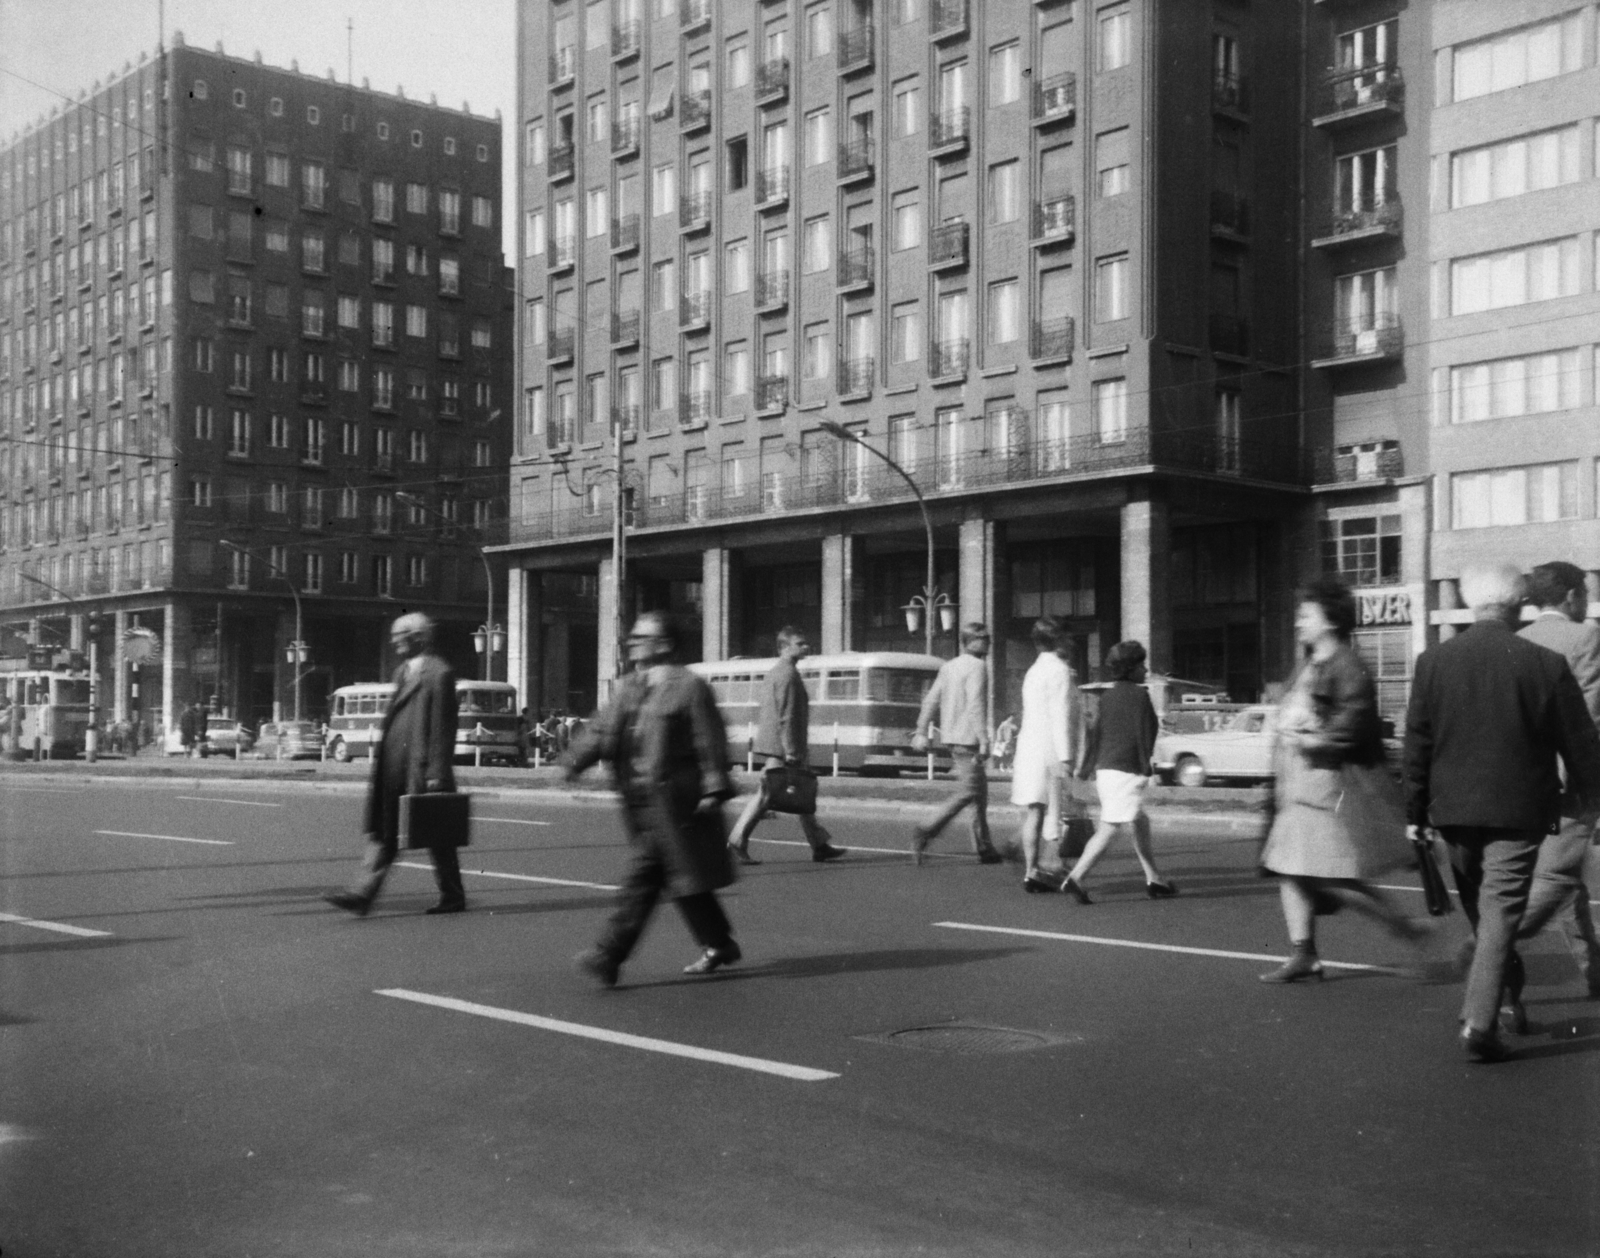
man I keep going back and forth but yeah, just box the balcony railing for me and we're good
[1208,314,1250,358]
[610,213,640,253]
[611,116,641,156]
[681,90,712,132]
[1311,198,1402,248]
[547,326,576,362]
[756,374,788,413]
[756,268,789,310]
[756,166,791,206]
[1311,442,1404,485]
[929,108,971,154]
[929,221,969,270]
[610,308,641,345]
[1032,195,1075,245]
[611,20,641,59]
[930,338,969,380]
[1312,312,1403,367]
[548,143,575,182]
[756,57,791,103]
[549,47,575,85]
[1212,71,1249,114]
[547,235,576,271]
[838,138,874,183]
[679,290,711,328]
[1033,73,1076,125]
[1031,316,1073,363]
[839,24,874,73]
[1210,189,1250,238]
[680,191,713,230]
[837,245,874,291]
[1312,64,1404,125]
[681,0,710,32]
[680,391,713,426]
[837,356,874,396]
[930,0,968,41]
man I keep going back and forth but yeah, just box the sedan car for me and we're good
[252,720,325,760]
[198,716,254,757]
[1153,704,1278,787]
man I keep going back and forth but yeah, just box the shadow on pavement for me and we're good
[621,945,1034,990]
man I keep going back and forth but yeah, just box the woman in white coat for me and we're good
[1011,615,1082,892]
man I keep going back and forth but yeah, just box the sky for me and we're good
[0,0,519,258]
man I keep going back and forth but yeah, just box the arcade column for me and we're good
[820,533,861,656]
[1120,487,1172,674]
[162,601,194,738]
[959,513,1005,728]
[701,547,739,663]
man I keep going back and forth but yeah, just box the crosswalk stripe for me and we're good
[93,829,233,846]
[396,859,618,890]
[933,921,1390,972]
[0,912,113,939]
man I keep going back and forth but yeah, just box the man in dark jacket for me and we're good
[325,613,464,916]
[1404,563,1600,1062]
[566,611,741,986]
[725,625,846,864]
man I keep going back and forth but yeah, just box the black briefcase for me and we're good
[763,764,818,816]
[399,792,472,849]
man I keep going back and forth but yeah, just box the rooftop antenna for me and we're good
[347,17,353,85]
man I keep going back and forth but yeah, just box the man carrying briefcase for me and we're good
[325,612,468,916]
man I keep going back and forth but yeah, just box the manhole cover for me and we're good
[860,1024,1075,1054]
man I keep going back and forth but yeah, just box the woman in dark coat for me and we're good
[1259,578,1425,982]
[565,611,739,987]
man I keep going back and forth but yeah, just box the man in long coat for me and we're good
[566,611,740,986]
[325,612,465,916]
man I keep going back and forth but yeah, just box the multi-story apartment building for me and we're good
[0,36,510,732]
[505,0,1310,719]
[1304,0,1600,722]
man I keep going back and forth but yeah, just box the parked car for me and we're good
[1153,704,1278,787]
[252,720,324,760]
[198,716,254,757]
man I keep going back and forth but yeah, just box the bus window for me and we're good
[725,679,749,705]
[57,680,90,704]
[333,696,346,717]
[459,692,485,714]
[357,697,374,716]
[377,697,390,714]
[799,672,820,700]
[824,670,861,701]
[866,669,932,705]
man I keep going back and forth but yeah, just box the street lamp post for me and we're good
[220,540,305,722]
[394,491,497,681]
[551,414,630,690]
[819,420,955,656]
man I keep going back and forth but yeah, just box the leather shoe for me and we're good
[683,941,742,975]
[729,844,762,866]
[1461,1026,1512,1063]
[1145,880,1179,899]
[574,948,620,988]
[811,844,847,863]
[323,891,372,917]
[1497,999,1528,1037]
[975,849,1005,865]
[1259,954,1324,983]
[1061,876,1093,905]
[1023,872,1061,894]
[425,900,466,915]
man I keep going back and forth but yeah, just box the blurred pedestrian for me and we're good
[726,625,845,865]
[1405,562,1600,1062]
[992,713,1018,771]
[566,611,741,986]
[911,623,1002,864]
[1011,616,1083,894]
[324,612,465,917]
[1260,578,1426,983]
[179,703,200,757]
[1064,641,1175,901]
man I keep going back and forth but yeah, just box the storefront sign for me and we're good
[1356,589,1411,627]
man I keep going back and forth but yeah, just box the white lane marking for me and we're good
[1377,881,1600,910]
[0,912,113,939]
[753,838,911,857]
[396,859,618,890]
[476,817,552,826]
[934,922,1391,972]
[376,989,839,1082]
[0,787,80,794]
[175,796,281,808]
[93,829,234,847]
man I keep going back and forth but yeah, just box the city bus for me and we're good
[0,663,94,760]
[689,652,950,776]
[326,679,524,765]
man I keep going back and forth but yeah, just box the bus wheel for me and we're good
[330,738,350,763]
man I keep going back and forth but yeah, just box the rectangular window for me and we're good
[405,305,428,339]
[302,232,326,273]
[1449,126,1581,208]
[989,43,1020,106]
[1092,378,1127,444]
[801,324,830,380]
[372,301,395,347]
[725,341,752,395]
[1337,145,1396,213]
[373,238,395,283]
[1099,8,1131,71]
[651,357,676,412]
[302,294,325,337]
[892,191,921,251]
[229,409,251,455]
[803,216,831,273]
[1448,348,1582,424]
[1320,515,1402,587]
[1095,254,1129,322]
[804,108,832,167]
[265,153,290,188]
[339,361,360,393]
[303,162,327,209]
[587,96,609,144]
[585,187,608,237]
[1449,238,1580,315]
[337,295,361,329]
[1448,12,1583,103]
[1097,129,1130,197]
[471,196,493,229]
[807,3,833,57]
[372,179,395,223]
[1452,462,1579,528]
[893,81,921,137]
[725,239,750,294]
[439,190,462,234]
[406,182,429,215]
[651,258,676,311]
[987,161,1019,224]
[526,120,546,165]
[890,302,921,364]
[304,553,323,594]
[652,163,676,216]
[987,279,1019,344]
[226,146,252,194]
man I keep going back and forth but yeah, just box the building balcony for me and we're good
[1311,440,1403,486]
[755,267,789,311]
[549,47,575,87]
[1032,195,1075,247]
[837,356,874,398]
[756,57,791,104]
[681,90,712,133]
[1312,65,1404,127]
[610,213,641,253]
[679,290,711,329]
[838,138,874,184]
[929,108,970,156]
[680,391,713,427]
[1212,71,1249,115]
[837,245,874,292]
[1310,312,1403,369]
[548,143,575,183]
[929,338,969,381]
[1210,189,1250,240]
[1208,313,1250,359]
[839,25,874,74]
[681,0,711,33]
[756,375,788,414]
[680,191,713,231]
[1310,198,1402,249]
[929,221,969,271]
[755,166,791,209]
[611,20,641,60]
[930,0,968,41]
[547,235,576,272]
[1031,316,1073,364]
[547,326,576,363]
[610,308,641,346]
[611,116,641,158]
[1033,73,1076,126]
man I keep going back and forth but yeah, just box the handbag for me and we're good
[399,791,472,849]
[1412,831,1454,917]
[762,763,818,816]
[1058,785,1095,860]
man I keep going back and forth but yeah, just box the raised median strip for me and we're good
[934,922,1391,972]
[376,989,840,1082]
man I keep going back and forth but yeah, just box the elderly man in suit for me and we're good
[725,625,846,865]
[1404,562,1600,1062]
[325,612,465,916]
[566,611,741,986]
[911,623,1003,864]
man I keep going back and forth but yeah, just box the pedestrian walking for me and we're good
[910,623,1003,864]
[1011,616,1083,894]
[565,612,742,986]
[726,625,846,865]
[324,613,466,917]
[179,702,200,757]
[992,713,1018,772]
[1062,641,1176,901]
[1506,561,1600,1010]
[1259,578,1428,983]
[1404,562,1600,1062]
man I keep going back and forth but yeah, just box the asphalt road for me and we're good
[2,778,1597,1257]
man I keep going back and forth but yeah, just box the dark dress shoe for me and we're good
[1462,1026,1512,1063]
[425,900,466,915]
[683,941,742,975]
[730,844,762,866]
[574,948,620,988]
[1497,999,1528,1037]
[811,844,847,863]
[1145,880,1179,899]
[1061,876,1093,905]
[1023,873,1062,894]
[323,891,372,917]
[975,849,1004,865]
[1259,954,1324,983]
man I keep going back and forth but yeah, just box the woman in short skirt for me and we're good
[1011,615,1082,892]
[1062,641,1176,903]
